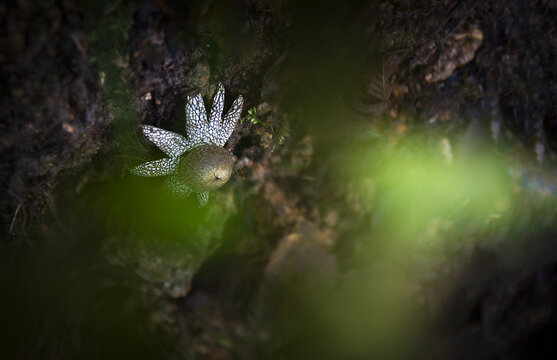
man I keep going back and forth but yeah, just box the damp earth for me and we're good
[1,1,557,359]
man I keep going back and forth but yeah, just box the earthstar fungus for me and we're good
[131,83,243,206]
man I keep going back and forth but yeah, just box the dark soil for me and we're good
[1,0,556,359]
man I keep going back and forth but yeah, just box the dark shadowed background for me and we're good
[1,0,557,359]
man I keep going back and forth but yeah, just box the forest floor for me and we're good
[1,1,557,359]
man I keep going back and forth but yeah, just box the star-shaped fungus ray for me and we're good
[141,125,191,157]
[218,95,244,146]
[207,83,226,144]
[164,174,192,199]
[130,158,178,176]
[209,83,225,124]
[197,192,209,207]
[185,93,208,146]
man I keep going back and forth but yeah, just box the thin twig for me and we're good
[9,203,21,235]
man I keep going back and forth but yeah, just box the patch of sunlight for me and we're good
[342,137,514,252]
